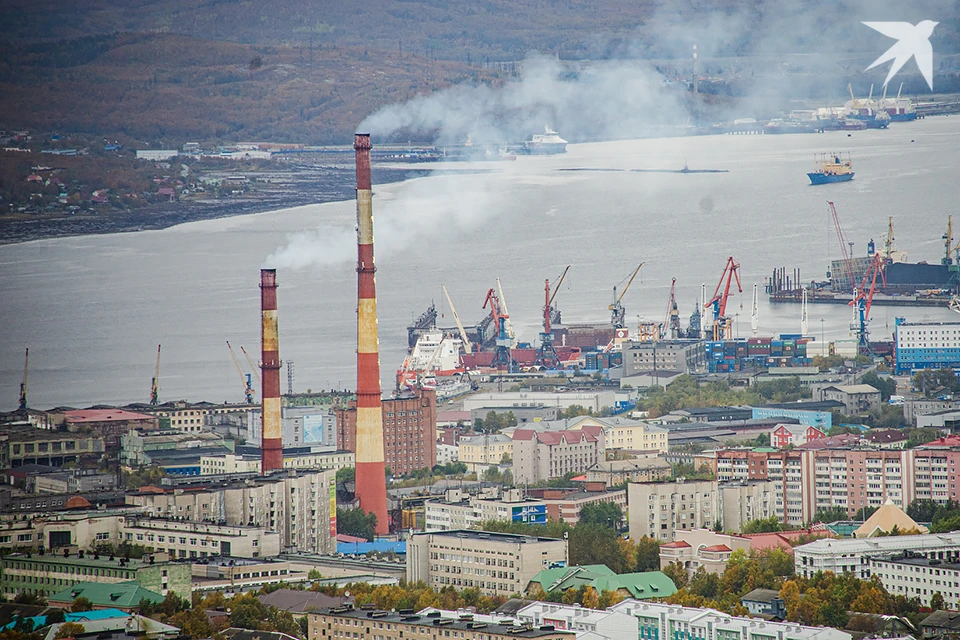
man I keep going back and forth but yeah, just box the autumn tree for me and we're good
[53,623,85,640]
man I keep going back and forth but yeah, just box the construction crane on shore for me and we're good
[828,201,857,294]
[849,252,887,353]
[226,341,255,404]
[705,256,743,341]
[610,264,643,329]
[441,283,473,354]
[483,288,514,372]
[18,348,29,411]
[661,278,681,339]
[535,266,570,369]
[240,346,262,384]
[149,344,161,406]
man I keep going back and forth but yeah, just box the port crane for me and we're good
[18,348,29,411]
[441,283,473,354]
[483,288,514,372]
[944,216,954,266]
[750,284,759,338]
[226,341,256,403]
[496,278,517,341]
[240,346,262,385]
[828,201,857,294]
[661,278,681,339]
[705,256,742,341]
[848,252,887,353]
[535,265,570,369]
[149,344,161,406]
[609,264,643,329]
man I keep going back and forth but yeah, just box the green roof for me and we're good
[48,581,164,608]
[527,565,677,599]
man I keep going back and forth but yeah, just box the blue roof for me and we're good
[3,609,129,631]
[337,541,406,555]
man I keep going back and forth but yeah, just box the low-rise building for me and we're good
[308,606,575,640]
[470,406,560,425]
[200,452,262,475]
[0,550,191,600]
[406,530,567,597]
[61,409,159,448]
[917,409,960,431]
[770,424,826,448]
[622,340,705,376]
[192,556,299,592]
[122,517,281,559]
[740,588,787,618]
[610,599,851,640]
[424,488,547,532]
[818,385,881,415]
[659,530,751,576]
[527,484,627,526]
[871,555,960,609]
[585,458,672,487]
[47,581,164,611]
[458,433,514,471]
[526,565,677,600]
[32,471,117,494]
[1,426,105,468]
[863,429,910,449]
[794,532,960,579]
[515,601,641,638]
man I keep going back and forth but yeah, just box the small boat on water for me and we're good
[521,125,568,154]
[808,153,854,185]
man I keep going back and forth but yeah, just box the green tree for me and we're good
[45,611,66,625]
[815,506,849,523]
[662,561,688,589]
[337,506,378,541]
[931,592,946,610]
[70,597,93,612]
[741,516,783,534]
[634,536,660,571]
[53,623,85,640]
[569,524,627,572]
[168,608,213,639]
[308,568,322,580]
[336,467,355,484]
[861,371,897,401]
[578,502,624,530]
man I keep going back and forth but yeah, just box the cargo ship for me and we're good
[396,329,465,391]
[521,126,568,155]
[878,83,918,122]
[808,153,854,185]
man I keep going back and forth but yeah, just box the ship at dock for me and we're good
[807,153,854,185]
[520,126,568,155]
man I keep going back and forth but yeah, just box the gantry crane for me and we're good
[240,346,262,385]
[226,341,255,403]
[849,252,887,353]
[18,348,29,411]
[828,201,857,294]
[496,278,517,342]
[661,278,681,339]
[149,344,161,406]
[609,264,643,329]
[705,256,742,341]
[483,288,514,372]
[535,266,570,369]
[442,283,473,354]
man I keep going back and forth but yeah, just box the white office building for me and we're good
[794,532,960,579]
[516,602,637,640]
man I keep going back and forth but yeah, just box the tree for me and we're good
[741,516,783,534]
[581,586,600,609]
[569,524,627,572]
[53,623,85,640]
[861,371,897,401]
[931,592,946,611]
[168,608,212,639]
[814,506,848,523]
[578,502,624,531]
[70,597,93,612]
[337,506,378,541]
[779,580,801,619]
[913,368,960,397]
[634,536,660,571]
[662,561,688,589]
[45,611,66,625]
[308,568,322,580]
[336,467,355,484]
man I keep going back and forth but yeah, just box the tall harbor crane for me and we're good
[18,348,29,411]
[849,252,887,353]
[226,341,255,403]
[661,278,681,339]
[828,201,857,293]
[442,283,473,354]
[944,216,954,266]
[609,263,643,328]
[750,284,759,338]
[483,288,513,372]
[240,346,262,384]
[496,278,516,341]
[705,256,742,340]
[536,266,570,369]
[149,344,161,406]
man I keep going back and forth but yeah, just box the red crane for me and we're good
[705,257,742,340]
[828,201,857,294]
[849,252,887,352]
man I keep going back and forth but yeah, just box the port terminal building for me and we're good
[895,319,960,374]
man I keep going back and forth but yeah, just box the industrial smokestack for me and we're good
[353,133,389,534]
[260,268,283,474]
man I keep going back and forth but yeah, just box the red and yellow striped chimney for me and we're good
[260,268,283,473]
[353,133,389,534]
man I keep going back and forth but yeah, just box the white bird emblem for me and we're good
[862,21,938,91]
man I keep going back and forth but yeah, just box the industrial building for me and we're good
[1,426,105,468]
[621,340,705,375]
[895,319,960,374]
[406,529,567,597]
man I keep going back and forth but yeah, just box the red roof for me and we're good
[337,534,367,543]
[64,409,154,423]
[65,496,92,509]
[512,429,536,441]
[570,475,587,482]
[660,541,691,549]
[701,544,732,552]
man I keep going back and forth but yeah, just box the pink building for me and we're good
[512,426,604,485]
[771,424,826,449]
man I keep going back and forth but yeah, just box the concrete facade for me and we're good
[512,427,604,485]
[406,530,567,597]
[794,532,960,579]
[718,481,777,533]
[819,385,882,415]
[458,433,514,470]
[627,480,717,541]
[622,340,706,376]
[660,529,751,575]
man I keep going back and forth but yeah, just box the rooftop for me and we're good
[795,532,960,556]
[414,529,563,545]
[48,582,163,608]
[824,385,881,394]
[864,430,909,444]
[63,409,155,423]
[742,588,782,604]
[2,551,170,570]
[316,607,573,637]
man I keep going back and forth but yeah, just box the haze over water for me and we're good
[2,119,959,410]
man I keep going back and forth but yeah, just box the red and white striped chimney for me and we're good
[260,268,283,473]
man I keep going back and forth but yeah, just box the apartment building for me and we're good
[308,607,575,640]
[200,453,261,475]
[515,601,639,638]
[336,387,437,476]
[406,530,567,597]
[765,452,816,526]
[610,599,850,640]
[458,433,514,471]
[577,416,668,453]
[424,489,548,532]
[794,532,960,579]
[627,480,717,541]
[819,385,882,415]
[0,550,191,600]
[124,469,335,554]
[512,427,604,485]
[121,517,280,559]
[127,401,254,434]
[871,555,960,609]
[622,340,706,375]
[527,485,627,526]
[718,481,777,533]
